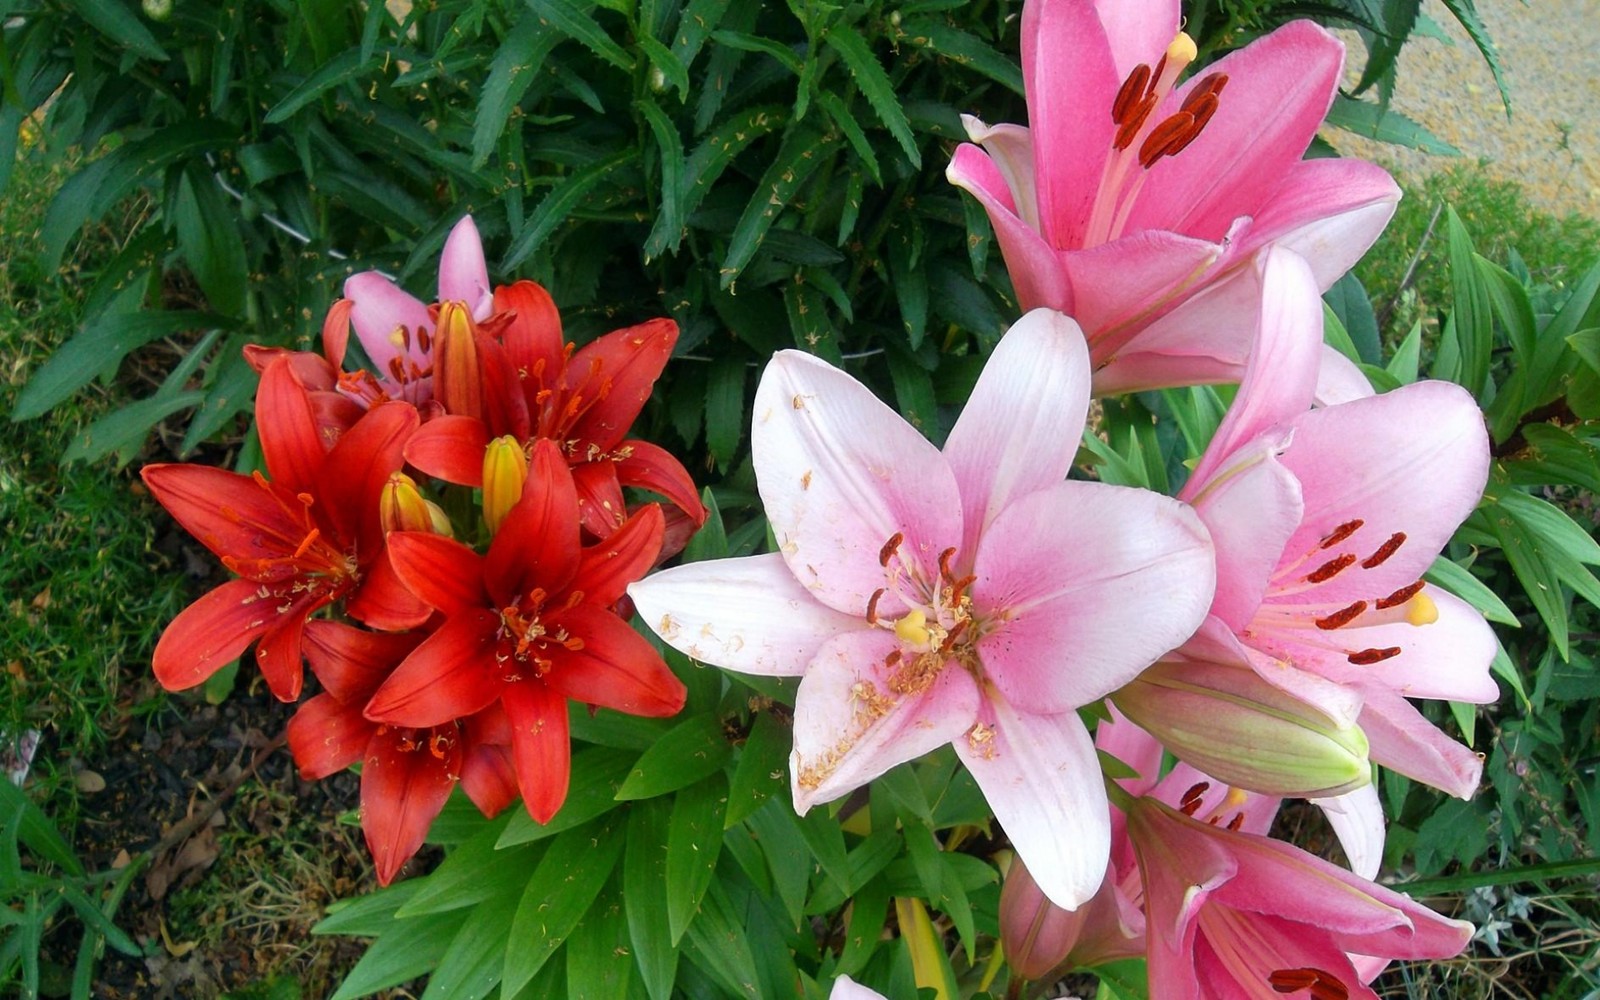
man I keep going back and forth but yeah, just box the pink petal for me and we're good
[1182,617,1366,727]
[1091,0,1179,78]
[1356,687,1484,799]
[1238,158,1401,290]
[752,350,962,618]
[1123,21,1344,243]
[1310,783,1386,881]
[955,691,1110,910]
[1095,703,1166,796]
[628,553,863,677]
[438,215,494,318]
[828,976,886,1000]
[1061,228,1222,362]
[344,271,432,377]
[1185,434,1303,630]
[789,630,979,813]
[1020,0,1118,250]
[1316,344,1377,405]
[946,144,1072,313]
[961,118,1039,232]
[1276,380,1491,604]
[1087,260,1261,395]
[942,308,1091,561]
[1193,915,1375,1000]
[1185,247,1321,490]
[973,480,1214,714]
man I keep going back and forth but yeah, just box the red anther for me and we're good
[949,574,978,600]
[1113,92,1158,150]
[1182,72,1228,108]
[866,588,886,625]
[1319,519,1364,548]
[388,356,407,381]
[1181,798,1203,817]
[879,532,904,568]
[1376,580,1427,610]
[1306,553,1357,583]
[1314,600,1367,630]
[1138,111,1197,168]
[1226,812,1244,831]
[938,618,969,653]
[417,327,432,353]
[1269,968,1319,993]
[1112,63,1153,123]
[1347,646,1402,665]
[1180,781,1210,806]
[937,547,958,583]
[884,649,903,668]
[1361,532,1407,568]
[1163,93,1218,156]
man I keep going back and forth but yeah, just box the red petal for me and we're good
[361,726,460,885]
[386,531,488,617]
[502,682,571,824]
[151,578,280,692]
[322,298,354,371]
[616,439,706,526]
[303,619,424,703]
[459,738,518,818]
[142,464,303,573]
[571,461,627,539]
[474,331,529,442]
[311,390,366,441]
[364,610,505,727]
[347,547,436,630]
[493,280,565,389]
[255,597,324,702]
[405,415,489,487]
[315,400,419,564]
[543,604,686,718]
[287,693,373,779]
[257,355,328,495]
[564,318,677,452]
[571,504,663,608]
[244,345,339,391]
[486,439,581,606]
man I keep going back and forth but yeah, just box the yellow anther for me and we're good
[388,325,407,348]
[1224,786,1249,808]
[893,608,931,646]
[1166,31,1198,66]
[1405,591,1439,627]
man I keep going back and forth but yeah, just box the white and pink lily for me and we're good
[326,215,494,404]
[1180,247,1497,799]
[946,0,1400,397]
[630,309,1216,909]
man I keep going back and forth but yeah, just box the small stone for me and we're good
[75,769,107,793]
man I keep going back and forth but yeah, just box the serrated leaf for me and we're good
[637,34,689,96]
[502,149,634,270]
[1438,0,1511,115]
[823,26,919,167]
[624,799,677,1000]
[472,15,560,167]
[66,0,168,61]
[724,711,788,828]
[666,772,729,943]
[639,99,687,261]
[815,92,881,185]
[528,0,635,71]
[1325,95,1459,155]
[719,126,838,289]
[681,103,787,222]
[897,17,1023,95]
[616,713,732,800]
[264,48,368,123]
[502,816,627,997]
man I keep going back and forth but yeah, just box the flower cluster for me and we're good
[142,218,703,883]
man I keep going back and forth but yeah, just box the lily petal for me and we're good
[287,693,373,780]
[405,414,489,487]
[364,610,505,727]
[503,680,572,823]
[542,604,686,718]
[1311,782,1386,881]
[315,400,419,562]
[572,504,664,608]
[438,215,494,318]
[345,272,432,377]
[947,144,1073,313]
[616,439,707,527]
[151,578,281,692]
[1061,228,1221,361]
[1356,687,1484,800]
[386,531,489,617]
[565,319,678,453]
[361,726,459,885]
[141,464,304,573]
[256,356,326,495]
[486,439,581,605]
[1240,157,1401,290]
[302,619,423,703]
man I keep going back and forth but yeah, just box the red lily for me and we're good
[364,439,687,822]
[287,620,517,884]
[404,281,705,540]
[142,357,426,701]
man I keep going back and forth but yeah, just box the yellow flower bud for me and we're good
[482,436,529,535]
[434,301,482,420]
[381,472,452,537]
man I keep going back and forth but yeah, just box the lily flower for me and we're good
[1124,790,1472,1000]
[946,0,1400,396]
[286,620,517,885]
[141,357,424,701]
[629,309,1216,909]
[402,286,706,540]
[363,439,687,822]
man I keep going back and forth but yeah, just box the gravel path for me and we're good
[1326,0,1599,220]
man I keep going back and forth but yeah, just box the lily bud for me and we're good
[1111,659,1370,798]
[434,301,482,420]
[1000,856,1086,980]
[380,472,452,537]
[482,436,528,535]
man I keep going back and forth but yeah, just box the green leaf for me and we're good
[885,217,927,349]
[472,15,560,167]
[1425,556,1518,627]
[719,126,839,289]
[639,99,687,261]
[823,27,919,167]
[66,0,168,61]
[181,334,258,455]
[502,816,627,997]
[501,149,634,270]
[0,781,81,875]
[666,772,729,943]
[709,29,803,75]
[263,48,368,123]
[742,800,808,929]
[724,711,789,828]
[1323,272,1380,364]
[1325,95,1459,154]
[682,488,728,564]
[1480,505,1569,658]
[1437,0,1511,115]
[12,311,221,422]
[566,881,636,999]
[679,104,788,227]
[680,880,762,999]
[1386,319,1423,383]
[174,171,249,317]
[1440,206,1492,398]
[420,884,522,1000]
[782,278,841,364]
[528,0,635,71]
[704,356,746,470]
[624,799,678,1000]
[396,817,531,917]
[328,909,469,1000]
[896,17,1023,95]
[63,390,206,465]
[497,746,636,847]
[815,92,881,185]
[314,881,427,937]
[616,713,732,800]
[835,873,889,976]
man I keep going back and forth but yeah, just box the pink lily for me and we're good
[1180,247,1497,799]
[327,215,494,404]
[1123,789,1472,1000]
[629,309,1215,908]
[945,0,1399,396]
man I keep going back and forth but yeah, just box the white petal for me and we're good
[1311,782,1385,880]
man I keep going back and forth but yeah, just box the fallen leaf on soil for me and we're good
[31,586,50,610]
[146,824,220,901]
[111,848,132,869]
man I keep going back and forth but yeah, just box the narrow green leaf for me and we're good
[1386,319,1423,383]
[666,772,729,943]
[725,711,789,829]
[497,746,636,847]
[66,0,168,61]
[896,18,1023,95]
[1441,207,1492,397]
[703,357,746,470]
[502,816,627,997]
[528,0,635,71]
[681,880,762,998]
[1425,556,1518,627]
[181,334,258,454]
[815,92,881,185]
[624,799,678,1000]
[742,800,808,929]
[1437,0,1511,115]
[719,127,839,289]
[263,48,368,123]
[313,881,427,937]
[1482,508,1568,658]
[328,909,469,1000]
[501,149,633,270]
[782,278,841,364]
[396,817,528,917]
[669,0,731,78]
[616,713,732,800]
[637,34,689,96]
[709,29,803,75]
[420,885,521,1000]
[1325,95,1459,154]
[835,873,889,976]
[472,15,560,167]
[174,171,249,317]
[63,391,206,465]
[682,488,728,565]
[823,27,919,167]
[567,880,635,999]
[0,781,81,875]
[680,104,788,225]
